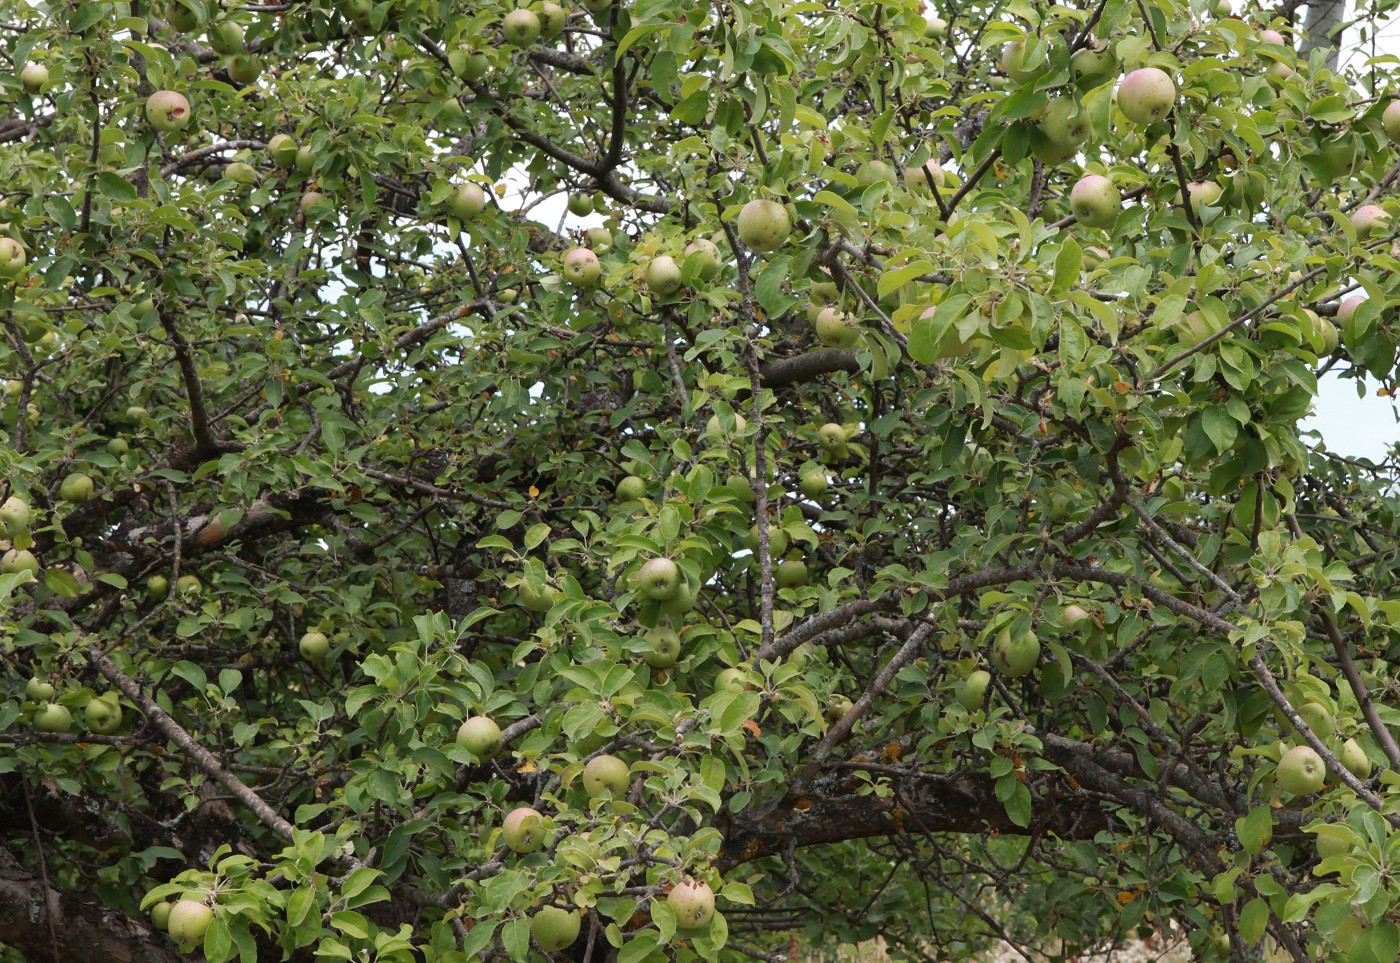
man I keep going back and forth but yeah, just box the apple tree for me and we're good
[3,0,1400,959]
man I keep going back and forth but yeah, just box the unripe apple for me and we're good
[299,630,330,661]
[0,237,27,277]
[582,754,630,797]
[1351,204,1390,238]
[809,279,840,303]
[26,677,55,701]
[668,879,715,930]
[1069,174,1121,229]
[1212,0,1231,14]
[615,475,646,501]
[502,8,542,45]
[1275,745,1325,795]
[1383,102,1400,145]
[1116,68,1176,125]
[299,190,329,216]
[457,715,503,758]
[167,900,214,946]
[0,495,31,536]
[814,306,861,349]
[798,471,827,499]
[704,412,746,439]
[1341,738,1371,779]
[736,199,790,252]
[991,627,1040,678]
[20,63,49,93]
[585,226,612,250]
[817,422,845,451]
[999,41,1042,84]
[1,548,39,575]
[745,524,789,558]
[530,905,580,953]
[447,183,487,219]
[1039,96,1090,147]
[517,577,559,613]
[910,158,945,191]
[1258,27,1287,46]
[226,53,261,84]
[684,238,721,280]
[562,247,602,287]
[294,144,317,175]
[208,19,244,53]
[957,669,991,711]
[59,472,94,504]
[644,256,684,295]
[533,0,566,37]
[151,901,174,931]
[825,694,853,724]
[716,667,747,693]
[85,694,123,734]
[641,626,681,668]
[267,133,298,167]
[33,702,72,733]
[1182,180,1222,208]
[176,574,202,596]
[923,15,947,38]
[775,558,808,588]
[856,159,898,186]
[146,574,170,599]
[1296,702,1335,742]
[1063,604,1091,627]
[145,90,192,132]
[566,193,593,216]
[224,161,259,185]
[452,49,490,80]
[659,579,698,615]
[727,473,756,502]
[1070,42,1116,80]
[166,0,201,29]
[502,806,545,853]
[637,557,681,600]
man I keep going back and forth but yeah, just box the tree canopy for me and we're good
[3,0,1400,960]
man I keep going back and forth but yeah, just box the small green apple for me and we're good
[814,306,861,350]
[25,677,55,701]
[562,247,601,287]
[145,90,192,132]
[457,715,503,759]
[267,134,298,167]
[147,574,170,599]
[615,475,646,501]
[637,557,681,600]
[59,472,94,504]
[736,199,790,252]
[991,627,1040,678]
[798,471,827,499]
[151,901,174,931]
[1341,737,1371,779]
[1117,68,1176,125]
[530,905,581,953]
[1276,745,1325,795]
[1062,604,1091,628]
[226,53,261,84]
[20,63,49,93]
[744,524,789,558]
[502,8,542,45]
[33,702,72,733]
[0,237,27,277]
[502,806,545,853]
[716,668,747,693]
[668,879,715,931]
[447,183,487,219]
[684,238,721,280]
[957,669,991,711]
[641,626,681,668]
[85,694,123,734]
[1351,204,1390,238]
[534,1,567,37]
[167,900,214,946]
[298,630,330,661]
[1,548,39,575]
[582,754,630,798]
[0,495,31,536]
[645,256,684,295]
[1069,174,1121,229]
[208,19,244,53]
[775,558,808,588]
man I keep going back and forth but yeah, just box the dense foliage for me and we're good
[3,0,1400,959]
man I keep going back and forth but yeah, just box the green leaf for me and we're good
[908,294,969,364]
[1235,804,1273,856]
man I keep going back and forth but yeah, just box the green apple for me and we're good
[582,754,630,798]
[451,49,490,80]
[59,472,94,503]
[502,8,542,45]
[26,677,55,701]
[1295,702,1334,742]
[824,694,854,724]
[457,715,503,759]
[226,53,261,84]
[856,159,898,186]
[1039,96,1090,147]
[1117,68,1176,125]
[447,183,487,219]
[166,0,201,30]
[224,161,259,185]
[145,90,192,132]
[294,144,317,174]
[798,471,827,499]
[814,306,861,349]
[562,247,601,287]
[744,524,789,558]
[637,557,681,600]
[533,0,567,37]
[910,158,945,191]
[85,694,123,734]
[1384,101,1400,145]
[641,626,681,668]
[615,475,646,501]
[704,412,746,439]
[645,256,684,295]
[659,578,698,616]
[151,901,173,931]
[775,558,808,588]
[923,15,947,37]
[586,226,613,250]
[0,494,31,536]
[502,806,545,853]
[1340,737,1371,779]
[298,630,330,661]
[991,627,1040,678]
[727,472,756,503]
[715,668,747,693]
[517,577,559,613]
[146,574,170,599]
[0,237,27,277]
[176,574,202,595]
[736,199,790,252]
[1276,745,1325,795]
[1,548,39,575]
[33,703,72,733]
[167,900,214,946]
[684,238,721,280]
[530,905,580,953]
[1070,43,1117,80]
[267,133,298,167]
[1069,174,1120,228]
[817,422,845,451]
[999,41,1042,84]
[957,669,991,711]
[20,63,49,93]
[208,19,244,53]
[1062,604,1091,628]
[668,879,715,931]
